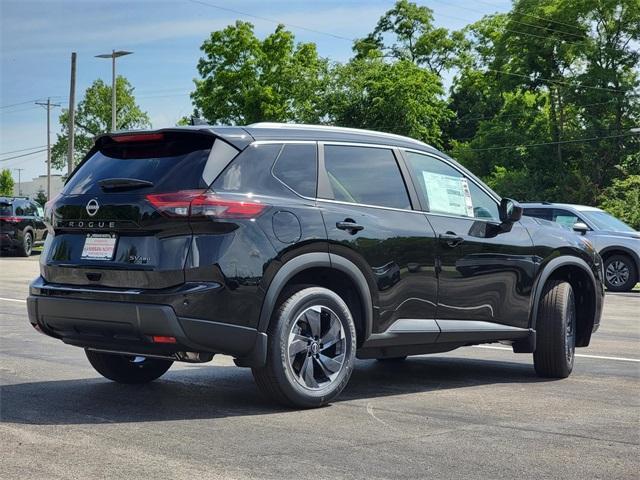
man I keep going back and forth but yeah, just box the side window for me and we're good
[272,143,317,198]
[23,202,36,216]
[32,203,44,217]
[14,201,25,216]
[322,145,411,209]
[553,209,580,229]
[213,144,282,193]
[404,151,499,221]
[523,208,553,221]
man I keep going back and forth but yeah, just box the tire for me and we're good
[376,356,407,362]
[17,231,32,257]
[533,280,576,378]
[252,286,357,408]
[85,349,173,384]
[603,254,638,292]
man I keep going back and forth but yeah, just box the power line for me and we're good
[185,0,356,42]
[467,132,638,151]
[486,69,630,93]
[430,0,587,40]
[455,99,619,124]
[470,0,588,34]
[0,99,41,109]
[0,149,48,162]
[0,145,47,156]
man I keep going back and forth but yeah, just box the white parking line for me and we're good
[0,297,26,303]
[473,345,640,363]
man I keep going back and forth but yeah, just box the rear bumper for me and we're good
[27,290,267,366]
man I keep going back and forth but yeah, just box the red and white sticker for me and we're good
[81,234,116,260]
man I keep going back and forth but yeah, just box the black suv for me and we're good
[1,196,47,256]
[27,124,604,408]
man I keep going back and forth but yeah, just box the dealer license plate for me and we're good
[81,234,117,260]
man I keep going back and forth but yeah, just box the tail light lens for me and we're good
[0,216,20,223]
[146,191,267,219]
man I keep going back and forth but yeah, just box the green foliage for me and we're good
[184,0,639,217]
[192,21,329,124]
[34,190,48,207]
[0,169,14,196]
[599,175,640,230]
[52,77,151,169]
[325,57,452,148]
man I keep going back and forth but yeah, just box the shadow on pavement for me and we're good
[1,356,551,425]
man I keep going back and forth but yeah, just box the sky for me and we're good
[0,0,511,185]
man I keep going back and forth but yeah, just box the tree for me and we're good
[52,77,151,169]
[0,169,14,196]
[353,0,467,75]
[191,21,329,124]
[34,190,48,207]
[325,56,452,148]
[599,175,640,230]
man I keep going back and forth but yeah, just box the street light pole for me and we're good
[95,50,133,132]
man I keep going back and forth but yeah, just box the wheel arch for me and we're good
[257,252,374,344]
[599,245,640,277]
[529,256,600,347]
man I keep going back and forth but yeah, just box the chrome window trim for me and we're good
[315,198,424,215]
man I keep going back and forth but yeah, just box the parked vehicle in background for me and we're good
[0,196,47,256]
[523,203,639,292]
[27,124,604,408]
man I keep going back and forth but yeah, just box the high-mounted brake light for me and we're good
[146,191,267,219]
[112,133,165,143]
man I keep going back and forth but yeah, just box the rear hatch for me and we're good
[42,130,240,289]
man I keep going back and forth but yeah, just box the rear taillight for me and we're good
[146,191,266,219]
[0,216,20,223]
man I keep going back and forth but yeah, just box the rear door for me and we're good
[318,143,439,335]
[42,131,238,289]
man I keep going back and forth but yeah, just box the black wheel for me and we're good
[604,254,637,292]
[252,286,357,408]
[85,349,173,384]
[17,231,32,257]
[376,356,407,362]
[533,280,576,378]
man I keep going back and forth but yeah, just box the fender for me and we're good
[256,252,374,340]
[599,245,640,274]
[528,255,598,330]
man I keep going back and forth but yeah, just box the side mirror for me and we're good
[499,198,523,224]
[573,222,589,234]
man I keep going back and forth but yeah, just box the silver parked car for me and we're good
[523,203,639,292]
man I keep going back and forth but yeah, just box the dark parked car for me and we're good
[522,202,639,292]
[27,124,604,407]
[0,196,47,256]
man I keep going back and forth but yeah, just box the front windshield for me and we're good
[581,210,636,232]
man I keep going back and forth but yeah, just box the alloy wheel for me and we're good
[605,260,629,287]
[287,305,346,390]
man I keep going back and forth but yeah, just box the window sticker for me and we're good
[422,171,474,217]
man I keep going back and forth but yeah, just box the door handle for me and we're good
[336,219,364,234]
[439,231,464,247]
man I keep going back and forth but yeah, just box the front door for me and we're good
[401,150,537,330]
[318,143,439,334]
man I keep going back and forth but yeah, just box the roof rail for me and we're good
[247,122,431,148]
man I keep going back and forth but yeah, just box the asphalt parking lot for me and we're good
[1,253,638,480]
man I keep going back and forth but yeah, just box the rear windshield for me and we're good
[63,135,238,195]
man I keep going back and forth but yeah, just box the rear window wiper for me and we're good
[98,178,154,191]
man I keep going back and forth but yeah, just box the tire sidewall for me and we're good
[563,286,576,372]
[269,287,357,407]
[22,231,32,256]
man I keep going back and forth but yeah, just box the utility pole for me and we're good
[36,98,60,200]
[67,52,77,176]
[95,50,133,132]
[13,168,24,196]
